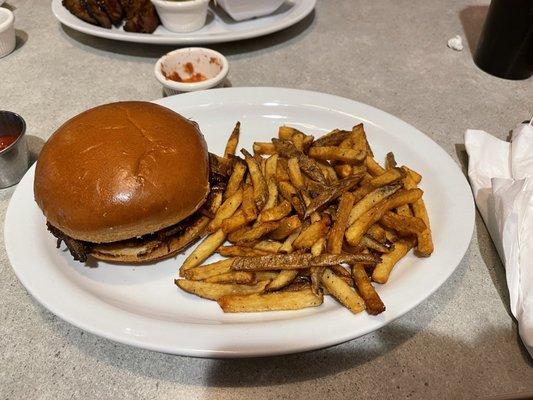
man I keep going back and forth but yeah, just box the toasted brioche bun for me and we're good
[34,101,209,243]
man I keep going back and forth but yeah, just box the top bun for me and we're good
[34,101,209,243]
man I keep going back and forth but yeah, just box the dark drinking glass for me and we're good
[474,0,533,80]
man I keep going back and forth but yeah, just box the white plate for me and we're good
[5,88,475,358]
[51,0,315,45]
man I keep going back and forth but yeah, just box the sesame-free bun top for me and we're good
[34,101,209,243]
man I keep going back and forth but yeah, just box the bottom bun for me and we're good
[91,215,210,264]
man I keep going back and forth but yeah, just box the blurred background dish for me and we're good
[0,7,15,58]
[51,0,316,44]
[216,0,285,21]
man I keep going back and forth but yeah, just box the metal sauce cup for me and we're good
[0,111,29,188]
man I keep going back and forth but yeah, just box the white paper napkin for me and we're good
[465,121,533,357]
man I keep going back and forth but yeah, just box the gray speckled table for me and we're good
[1,0,532,399]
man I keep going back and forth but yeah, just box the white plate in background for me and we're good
[51,0,315,45]
[5,87,475,357]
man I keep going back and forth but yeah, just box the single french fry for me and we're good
[309,253,381,267]
[348,184,402,225]
[402,165,422,184]
[258,200,292,222]
[288,157,306,189]
[264,154,279,209]
[265,269,299,291]
[304,174,363,218]
[385,152,397,170]
[365,156,386,176]
[350,124,367,153]
[372,239,414,283]
[309,146,366,164]
[321,268,365,314]
[278,181,305,217]
[224,160,246,200]
[345,189,423,245]
[182,258,235,280]
[352,264,385,315]
[329,264,351,277]
[180,229,226,272]
[218,288,323,313]
[253,142,276,155]
[327,192,355,254]
[367,224,387,243]
[253,240,283,253]
[176,279,268,301]
[224,122,241,159]
[380,211,427,237]
[302,134,314,154]
[236,221,280,244]
[352,168,404,203]
[207,189,243,233]
[241,148,268,210]
[293,215,331,250]
[221,210,249,234]
[310,237,326,295]
[334,163,353,178]
[218,246,270,257]
[279,126,302,140]
[402,173,433,257]
[255,271,279,281]
[227,224,251,243]
[312,129,350,147]
[291,132,305,152]
[361,235,393,253]
[270,215,302,240]
[241,182,258,221]
[232,253,314,271]
[275,157,290,182]
[204,271,256,284]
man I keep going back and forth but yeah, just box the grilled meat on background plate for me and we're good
[120,0,160,33]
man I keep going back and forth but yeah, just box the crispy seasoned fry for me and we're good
[348,184,402,225]
[224,160,246,200]
[210,152,233,179]
[265,269,299,291]
[367,224,387,243]
[218,288,323,312]
[310,253,381,267]
[327,192,355,254]
[380,211,427,237]
[402,173,433,257]
[293,215,331,250]
[329,264,351,277]
[302,134,314,154]
[318,162,339,184]
[182,258,235,280]
[350,124,368,153]
[218,245,270,257]
[298,155,328,184]
[275,157,290,182]
[334,164,353,178]
[310,237,326,295]
[176,279,268,301]
[402,165,422,184]
[278,126,305,140]
[288,157,305,189]
[291,132,305,152]
[207,189,243,233]
[312,129,351,147]
[258,200,292,222]
[253,142,276,155]
[304,174,363,218]
[345,189,423,245]
[221,210,249,234]
[321,268,365,314]
[180,229,226,272]
[241,149,268,210]
[372,239,414,283]
[309,146,366,164]
[361,235,393,253]
[263,154,279,209]
[270,215,302,240]
[241,182,258,221]
[279,228,302,253]
[365,156,386,176]
[253,240,283,253]
[255,271,280,281]
[352,168,404,203]
[237,221,280,244]
[204,271,256,284]
[385,152,397,170]
[224,122,241,159]
[232,253,313,271]
[352,264,385,315]
[278,181,306,217]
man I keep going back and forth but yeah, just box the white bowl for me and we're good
[216,0,285,21]
[0,8,15,58]
[151,0,209,33]
[154,47,229,96]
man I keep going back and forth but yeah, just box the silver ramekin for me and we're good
[0,111,29,188]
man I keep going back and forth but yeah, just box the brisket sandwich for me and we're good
[34,101,223,263]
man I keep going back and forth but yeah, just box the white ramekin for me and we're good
[216,0,285,21]
[155,47,229,96]
[150,0,209,33]
[0,8,15,58]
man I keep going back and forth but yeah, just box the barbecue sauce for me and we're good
[0,135,18,151]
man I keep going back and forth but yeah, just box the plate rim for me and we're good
[5,87,475,357]
[51,0,316,45]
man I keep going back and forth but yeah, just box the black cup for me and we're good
[474,0,533,80]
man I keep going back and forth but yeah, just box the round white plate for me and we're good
[51,0,315,45]
[5,88,475,358]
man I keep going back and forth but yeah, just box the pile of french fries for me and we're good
[175,123,433,316]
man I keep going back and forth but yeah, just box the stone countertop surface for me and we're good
[1,0,532,399]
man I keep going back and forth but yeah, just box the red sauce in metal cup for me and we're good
[0,135,18,151]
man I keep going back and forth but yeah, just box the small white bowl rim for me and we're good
[154,47,229,92]
[151,0,209,9]
[0,8,14,32]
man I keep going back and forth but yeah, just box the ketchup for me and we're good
[162,62,208,83]
[0,135,18,151]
